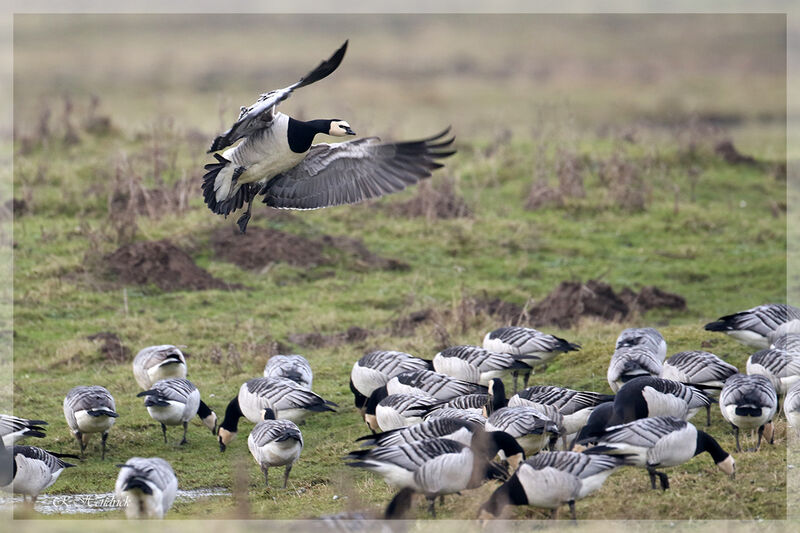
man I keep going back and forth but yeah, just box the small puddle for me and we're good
[0,487,230,515]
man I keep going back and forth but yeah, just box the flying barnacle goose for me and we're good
[784,382,800,435]
[615,328,667,362]
[423,407,488,426]
[746,345,800,395]
[581,416,735,490]
[203,40,455,234]
[350,350,432,413]
[704,304,800,349]
[661,350,739,425]
[0,445,77,502]
[217,377,336,451]
[346,431,522,516]
[263,354,313,389]
[363,389,439,433]
[720,373,778,452]
[248,408,303,488]
[483,326,581,392]
[137,378,217,445]
[114,457,177,519]
[386,369,487,401]
[356,417,484,448]
[133,345,187,390]
[432,345,536,386]
[478,451,625,521]
[485,405,562,456]
[63,385,119,460]
[0,414,47,446]
[607,345,663,393]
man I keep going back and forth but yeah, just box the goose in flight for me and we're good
[203,40,455,233]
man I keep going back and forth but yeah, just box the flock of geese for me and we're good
[2,303,799,520]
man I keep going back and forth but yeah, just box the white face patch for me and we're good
[329,120,354,137]
[717,454,736,476]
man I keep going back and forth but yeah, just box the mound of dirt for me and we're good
[86,331,130,363]
[715,140,758,166]
[211,226,409,272]
[105,240,233,291]
[384,178,471,220]
[620,285,687,312]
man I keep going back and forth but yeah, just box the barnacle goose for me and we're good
[478,451,624,520]
[386,369,487,400]
[132,345,187,390]
[114,457,177,519]
[483,326,580,392]
[0,415,47,446]
[746,346,800,395]
[346,431,522,516]
[0,445,77,502]
[137,378,217,445]
[363,388,439,432]
[581,416,735,490]
[771,331,800,351]
[217,377,336,451]
[203,40,455,233]
[661,350,738,425]
[720,373,778,452]
[784,382,800,434]
[63,385,119,460]
[356,417,483,448]
[506,384,615,437]
[704,304,800,349]
[263,354,313,389]
[485,405,562,456]
[607,345,663,393]
[615,328,667,362]
[350,350,432,412]
[248,408,303,488]
[432,345,535,385]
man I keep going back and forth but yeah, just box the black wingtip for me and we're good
[295,39,349,90]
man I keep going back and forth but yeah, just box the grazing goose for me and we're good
[356,417,483,448]
[137,378,217,445]
[386,369,486,401]
[218,377,336,451]
[478,451,625,520]
[0,415,47,446]
[485,406,562,456]
[263,354,313,389]
[248,408,303,488]
[720,373,778,452]
[573,402,615,447]
[350,350,432,412]
[132,345,187,390]
[203,40,455,233]
[423,407,488,426]
[346,431,522,516]
[746,347,800,395]
[582,416,735,490]
[661,350,738,425]
[365,391,439,432]
[704,304,800,349]
[432,345,535,385]
[607,345,663,393]
[0,445,77,502]
[114,457,177,519]
[507,384,615,438]
[483,326,581,392]
[63,385,119,460]
[784,382,800,435]
[615,328,667,362]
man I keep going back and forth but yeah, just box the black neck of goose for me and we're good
[365,386,388,416]
[287,118,332,153]
[696,430,729,463]
[350,379,369,410]
[488,379,507,414]
[219,397,243,433]
[484,430,525,460]
[197,400,213,419]
[479,474,527,517]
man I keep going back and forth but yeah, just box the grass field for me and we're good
[5,13,793,525]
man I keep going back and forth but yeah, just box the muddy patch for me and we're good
[86,331,131,363]
[105,240,236,291]
[714,139,758,166]
[211,226,409,272]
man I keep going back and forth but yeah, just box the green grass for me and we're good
[7,13,791,523]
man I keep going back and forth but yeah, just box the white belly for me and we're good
[249,439,302,468]
[147,363,187,386]
[2,456,52,496]
[74,410,116,433]
[147,401,189,425]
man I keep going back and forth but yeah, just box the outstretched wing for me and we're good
[260,129,455,210]
[209,41,349,153]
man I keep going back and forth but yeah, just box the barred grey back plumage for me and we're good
[388,370,486,400]
[263,354,313,389]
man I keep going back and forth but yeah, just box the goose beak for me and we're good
[344,126,356,135]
